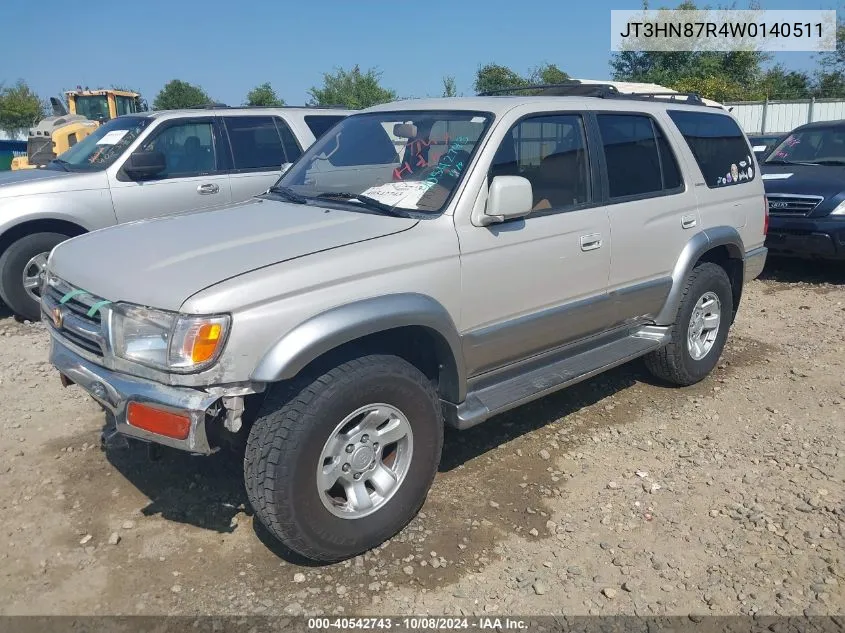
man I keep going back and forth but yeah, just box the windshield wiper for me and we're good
[804,159,845,166]
[267,185,307,204]
[48,158,70,171]
[764,159,819,166]
[315,192,409,217]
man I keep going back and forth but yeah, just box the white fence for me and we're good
[725,98,845,134]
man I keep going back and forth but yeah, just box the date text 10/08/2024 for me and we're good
[307,617,529,631]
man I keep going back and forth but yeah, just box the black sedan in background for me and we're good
[760,120,845,260]
[748,134,786,161]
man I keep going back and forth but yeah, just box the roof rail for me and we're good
[478,80,706,106]
[182,103,351,110]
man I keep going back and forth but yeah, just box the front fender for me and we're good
[654,226,744,325]
[251,293,467,402]
[0,191,115,235]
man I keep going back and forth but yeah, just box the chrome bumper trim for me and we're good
[744,246,768,282]
[49,336,219,454]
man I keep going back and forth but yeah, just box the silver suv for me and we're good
[0,106,351,320]
[44,85,768,563]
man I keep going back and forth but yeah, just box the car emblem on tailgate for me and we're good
[52,307,64,329]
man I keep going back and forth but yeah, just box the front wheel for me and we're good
[0,232,70,321]
[244,354,443,562]
[644,262,734,386]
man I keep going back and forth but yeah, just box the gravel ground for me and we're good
[0,258,842,617]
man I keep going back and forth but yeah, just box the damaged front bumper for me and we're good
[50,335,221,454]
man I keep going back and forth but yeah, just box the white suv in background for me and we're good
[0,106,352,320]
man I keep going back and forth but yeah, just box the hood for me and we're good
[760,163,845,199]
[0,167,108,198]
[49,197,419,311]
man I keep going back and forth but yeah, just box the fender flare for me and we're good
[251,293,467,402]
[654,226,744,325]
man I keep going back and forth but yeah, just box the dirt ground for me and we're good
[0,258,842,617]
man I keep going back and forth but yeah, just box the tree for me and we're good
[817,19,845,75]
[756,65,813,100]
[0,80,45,136]
[442,75,457,98]
[473,63,527,95]
[245,82,285,106]
[153,79,211,110]
[813,71,845,98]
[610,0,771,101]
[308,65,395,109]
[528,63,569,85]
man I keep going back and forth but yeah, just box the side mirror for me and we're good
[484,176,534,224]
[280,162,293,174]
[124,150,166,179]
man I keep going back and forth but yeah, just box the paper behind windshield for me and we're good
[360,181,435,209]
[96,130,129,146]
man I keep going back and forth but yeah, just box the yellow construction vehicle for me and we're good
[11,88,146,170]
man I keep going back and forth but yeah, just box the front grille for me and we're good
[43,277,108,358]
[767,194,823,217]
[26,136,55,167]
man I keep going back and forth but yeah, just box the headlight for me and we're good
[830,199,845,216]
[110,303,230,372]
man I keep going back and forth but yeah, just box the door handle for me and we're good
[681,214,697,229]
[580,233,603,251]
[197,183,219,195]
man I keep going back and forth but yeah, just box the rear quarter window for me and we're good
[304,115,346,139]
[667,110,754,188]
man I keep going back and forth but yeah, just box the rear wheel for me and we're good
[244,354,443,562]
[0,232,70,321]
[644,262,733,386]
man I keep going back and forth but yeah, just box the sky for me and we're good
[0,0,838,107]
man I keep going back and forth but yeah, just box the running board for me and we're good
[445,325,670,430]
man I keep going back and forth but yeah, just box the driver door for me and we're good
[109,117,232,224]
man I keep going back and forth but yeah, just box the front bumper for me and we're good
[766,217,845,260]
[50,335,220,454]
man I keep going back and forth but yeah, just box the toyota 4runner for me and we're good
[43,85,767,562]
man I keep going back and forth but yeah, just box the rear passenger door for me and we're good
[593,112,697,323]
[223,115,303,203]
[110,117,232,224]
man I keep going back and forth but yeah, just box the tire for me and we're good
[244,354,443,562]
[0,232,70,321]
[644,262,734,386]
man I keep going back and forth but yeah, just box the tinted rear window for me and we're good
[668,110,754,188]
[304,115,346,139]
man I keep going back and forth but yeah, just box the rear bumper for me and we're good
[743,246,768,282]
[766,217,845,260]
[49,335,219,454]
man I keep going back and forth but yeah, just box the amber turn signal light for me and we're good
[126,402,191,440]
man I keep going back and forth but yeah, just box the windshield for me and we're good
[766,127,845,165]
[275,110,493,214]
[53,116,152,171]
[74,95,111,122]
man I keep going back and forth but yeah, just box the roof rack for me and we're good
[478,81,706,106]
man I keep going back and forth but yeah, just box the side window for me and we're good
[138,121,216,177]
[225,116,286,171]
[489,114,591,211]
[597,114,681,199]
[304,115,345,140]
[667,110,754,188]
[274,119,302,163]
[115,96,136,116]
